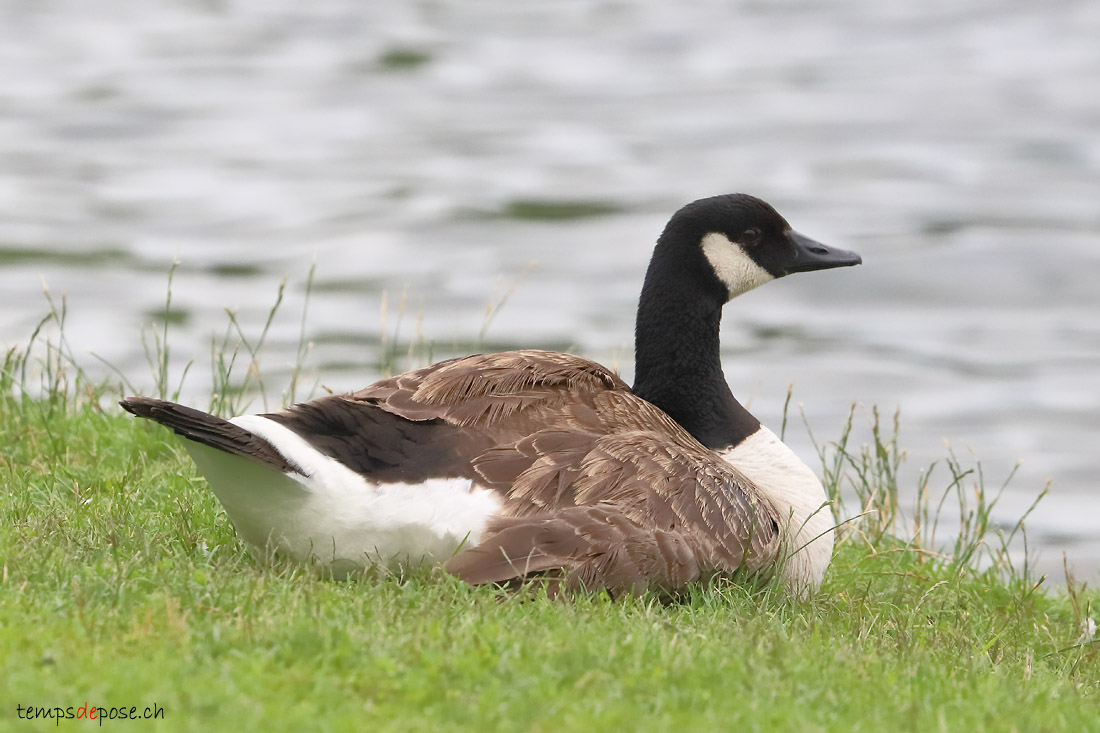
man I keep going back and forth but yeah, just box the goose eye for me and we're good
[741,228,761,245]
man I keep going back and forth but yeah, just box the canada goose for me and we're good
[122,193,861,597]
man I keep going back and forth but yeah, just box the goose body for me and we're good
[122,193,861,596]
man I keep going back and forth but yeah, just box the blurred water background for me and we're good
[1,0,1097,580]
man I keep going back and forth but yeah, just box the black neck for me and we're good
[630,245,760,450]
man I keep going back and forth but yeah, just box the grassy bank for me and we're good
[1,304,1097,731]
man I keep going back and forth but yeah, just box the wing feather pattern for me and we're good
[448,428,780,596]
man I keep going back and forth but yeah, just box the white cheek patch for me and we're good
[700,232,775,299]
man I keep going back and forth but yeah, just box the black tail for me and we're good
[120,397,304,475]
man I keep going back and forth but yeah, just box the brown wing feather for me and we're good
[444,505,705,597]
[451,425,781,594]
[349,350,628,429]
[575,434,781,572]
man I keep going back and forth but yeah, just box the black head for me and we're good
[656,193,862,302]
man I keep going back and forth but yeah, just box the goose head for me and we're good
[652,193,862,303]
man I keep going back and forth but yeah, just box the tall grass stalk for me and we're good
[284,259,318,407]
[141,257,193,402]
[2,282,99,413]
[797,399,1050,590]
[378,287,412,378]
[206,273,312,416]
[477,262,535,347]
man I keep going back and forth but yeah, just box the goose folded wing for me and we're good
[448,430,782,596]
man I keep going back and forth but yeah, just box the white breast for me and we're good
[183,415,502,577]
[718,426,835,592]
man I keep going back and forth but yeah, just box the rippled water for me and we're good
[2,0,1098,579]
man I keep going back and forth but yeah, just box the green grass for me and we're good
[1,284,1097,731]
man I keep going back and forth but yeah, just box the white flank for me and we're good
[700,232,775,299]
[182,415,502,577]
[719,426,834,593]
